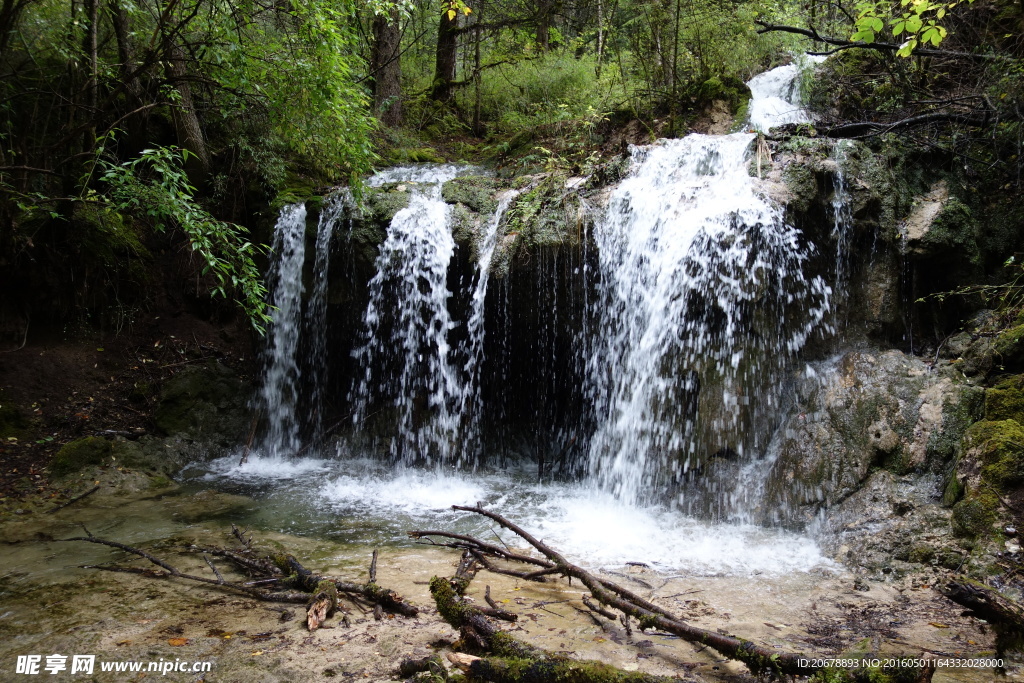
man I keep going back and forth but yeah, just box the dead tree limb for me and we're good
[66,531,418,629]
[939,579,1024,654]
[428,555,685,683]
[416,505,936,680]
[753,20,1013,61]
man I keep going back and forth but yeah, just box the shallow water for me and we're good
[183,454,832,577]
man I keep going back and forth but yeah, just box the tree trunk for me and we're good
[108,1,147,153]
[432,5,458,102]
[370,9,402,128]
[536,0,554,50]
[164,44,210,185]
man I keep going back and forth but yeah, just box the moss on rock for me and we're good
[442,176,499,214]
[951,491,999,537]
[984,375,1024,422]
[994,323,1024,371]
[963,419,1024,491]
[49,436,113,478]
[153,361,250,446]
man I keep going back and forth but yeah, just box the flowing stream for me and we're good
[205,60,844,576]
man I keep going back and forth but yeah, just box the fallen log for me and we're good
[939,578,1024,654]
[424,551,681,683]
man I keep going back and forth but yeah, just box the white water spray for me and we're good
[585,65,833,510]
[258,204,307,458]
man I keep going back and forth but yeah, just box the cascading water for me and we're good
[349,164,483,467]
[584,59,834,513]
[257,204,308,458]
[304,193,347,441]
[200,59,845,575]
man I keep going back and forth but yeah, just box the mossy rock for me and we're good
[442,175,499,214]
[410,148,446,163]
[70,202,151,282]
[153,361,250,446]
[693,75,752,112]
[984,375,1024,422]
[916,196,980,266]
[963,419,1024,490]
[49,436,113,478]
[994,323,1024,371]
[360,185,411,225]
[449,203,480,248]
[951,491,999,537]
[781,161,819,215]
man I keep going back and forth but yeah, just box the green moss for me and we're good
[919,197,980,266]
[994,323,1024,369]
[429,576,469,627]
[906,544,936,564]
[309,579,338,614]
[148,475,173,489]
[693,75,752,113]
[929,385,984,463]
[951,491,999,537]
[442,176,499,214]
[360,185,410,225]
[49,436,113,478]
[963,419,1024,490]
[505,174,582,254]
[781,161,819,215]
[403,148,446,163]
[152,361,249,443]
[449,203,479,246]
[71,202,151,284]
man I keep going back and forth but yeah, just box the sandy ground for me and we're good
[0,483,1017,682]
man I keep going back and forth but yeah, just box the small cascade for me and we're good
[746,56,822,132]
[584,62,835,512]
[830,140,855,299]
[257,204,307,458]
[304,193,348,441]
[349,165,477,467]
[463,190,519,446]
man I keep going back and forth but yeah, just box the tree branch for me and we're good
[754,20,1014,61]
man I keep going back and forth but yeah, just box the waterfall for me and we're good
[305,193,347,441]
[257,204,307,458]
[584,62,834,511]
[464,190,520,447]
[349,165,480,467]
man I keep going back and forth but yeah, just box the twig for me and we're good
[46,485,100,514]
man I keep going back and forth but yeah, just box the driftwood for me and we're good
[66,527,417,630]
[413,505,937,681]
[940,578,1024,654]
[425,550,680,683]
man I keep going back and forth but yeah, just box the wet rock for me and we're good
[153,360,250,448]
[762,350,982,528]
[817,470,963,572]
[48,436,114,478]
[442,175,499,215]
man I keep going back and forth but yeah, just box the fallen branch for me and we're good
[754,20,1013,61]
[415,505,937,680]
[939,578,1024,654]
[46,485,100,514]
[66,528,418,630]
